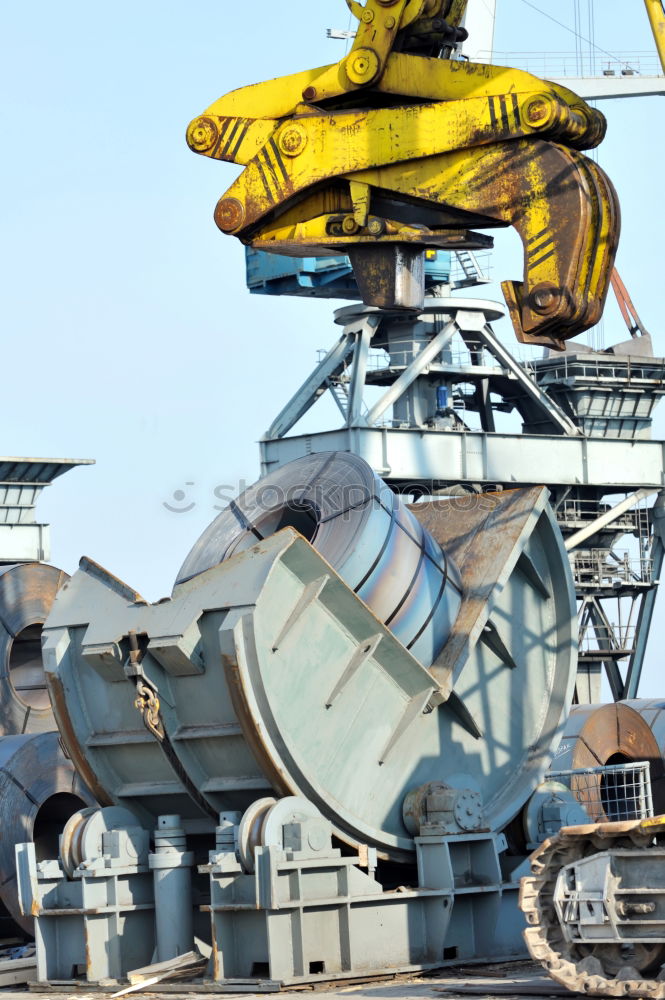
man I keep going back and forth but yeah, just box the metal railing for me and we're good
[571,549,654,589]
[366,350,390,372]
[450,250,493,287]
[489,50,662,79]
[558,498,650,533]
[526,354,665,386]
[578,622,637,656]
[367,341,502,373]
[548,762,654,823]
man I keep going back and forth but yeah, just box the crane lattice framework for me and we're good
[461,0,665,702]
[252,0,665,705]
[258,281,665,705]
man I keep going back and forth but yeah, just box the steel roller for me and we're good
[0,732,95,935]
[176,453,463,666]
[0,563,68,735]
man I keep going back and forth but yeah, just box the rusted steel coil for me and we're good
[623,699,665,814]
[0,564,68,735]
[0,732,94,936]
[625,698,665,752]
[553,702,665,817]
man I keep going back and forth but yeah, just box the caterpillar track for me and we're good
[520,817,665,998]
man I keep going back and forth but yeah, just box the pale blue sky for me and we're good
[3,1,664,691]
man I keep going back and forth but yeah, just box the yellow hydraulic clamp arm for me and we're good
[187,0,621,350]
[304,0,469,102]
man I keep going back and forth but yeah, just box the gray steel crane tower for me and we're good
[256,1,665,705]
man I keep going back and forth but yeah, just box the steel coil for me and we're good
[622,699,665,813]
[0,564,68,735]
[554,702,665,817]
[0,732,95,935]
[46,485,576,857]
[176,453,462,666]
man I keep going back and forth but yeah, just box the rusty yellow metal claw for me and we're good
[187,0,621,349]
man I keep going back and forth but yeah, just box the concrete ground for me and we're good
[0,962,579,1000]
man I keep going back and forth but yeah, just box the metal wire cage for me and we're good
[547,762,654,823]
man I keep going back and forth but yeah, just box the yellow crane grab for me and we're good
[187,0,621,351]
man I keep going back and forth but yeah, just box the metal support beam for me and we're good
[364,320,456,427]
[565,489,657,552]
[550,76,665,100]
[475,321,581,436]
[347,324,371,426]
[624,492,665,698]
[264,323,372,440]
[261,426,665,490]
[576,601,602,704]
[361,306,572,432]
[587,598,625,702]
[575,663,602,705]
[476,379,495,433]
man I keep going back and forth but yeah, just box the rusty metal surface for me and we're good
[349,141,620,351]
[554,702,665,815]
[410,486,576,705]
[347,244,426,311]
[0,564,68,735]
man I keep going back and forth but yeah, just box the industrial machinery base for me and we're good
[22,457,577,986]
[19,798,527,987]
